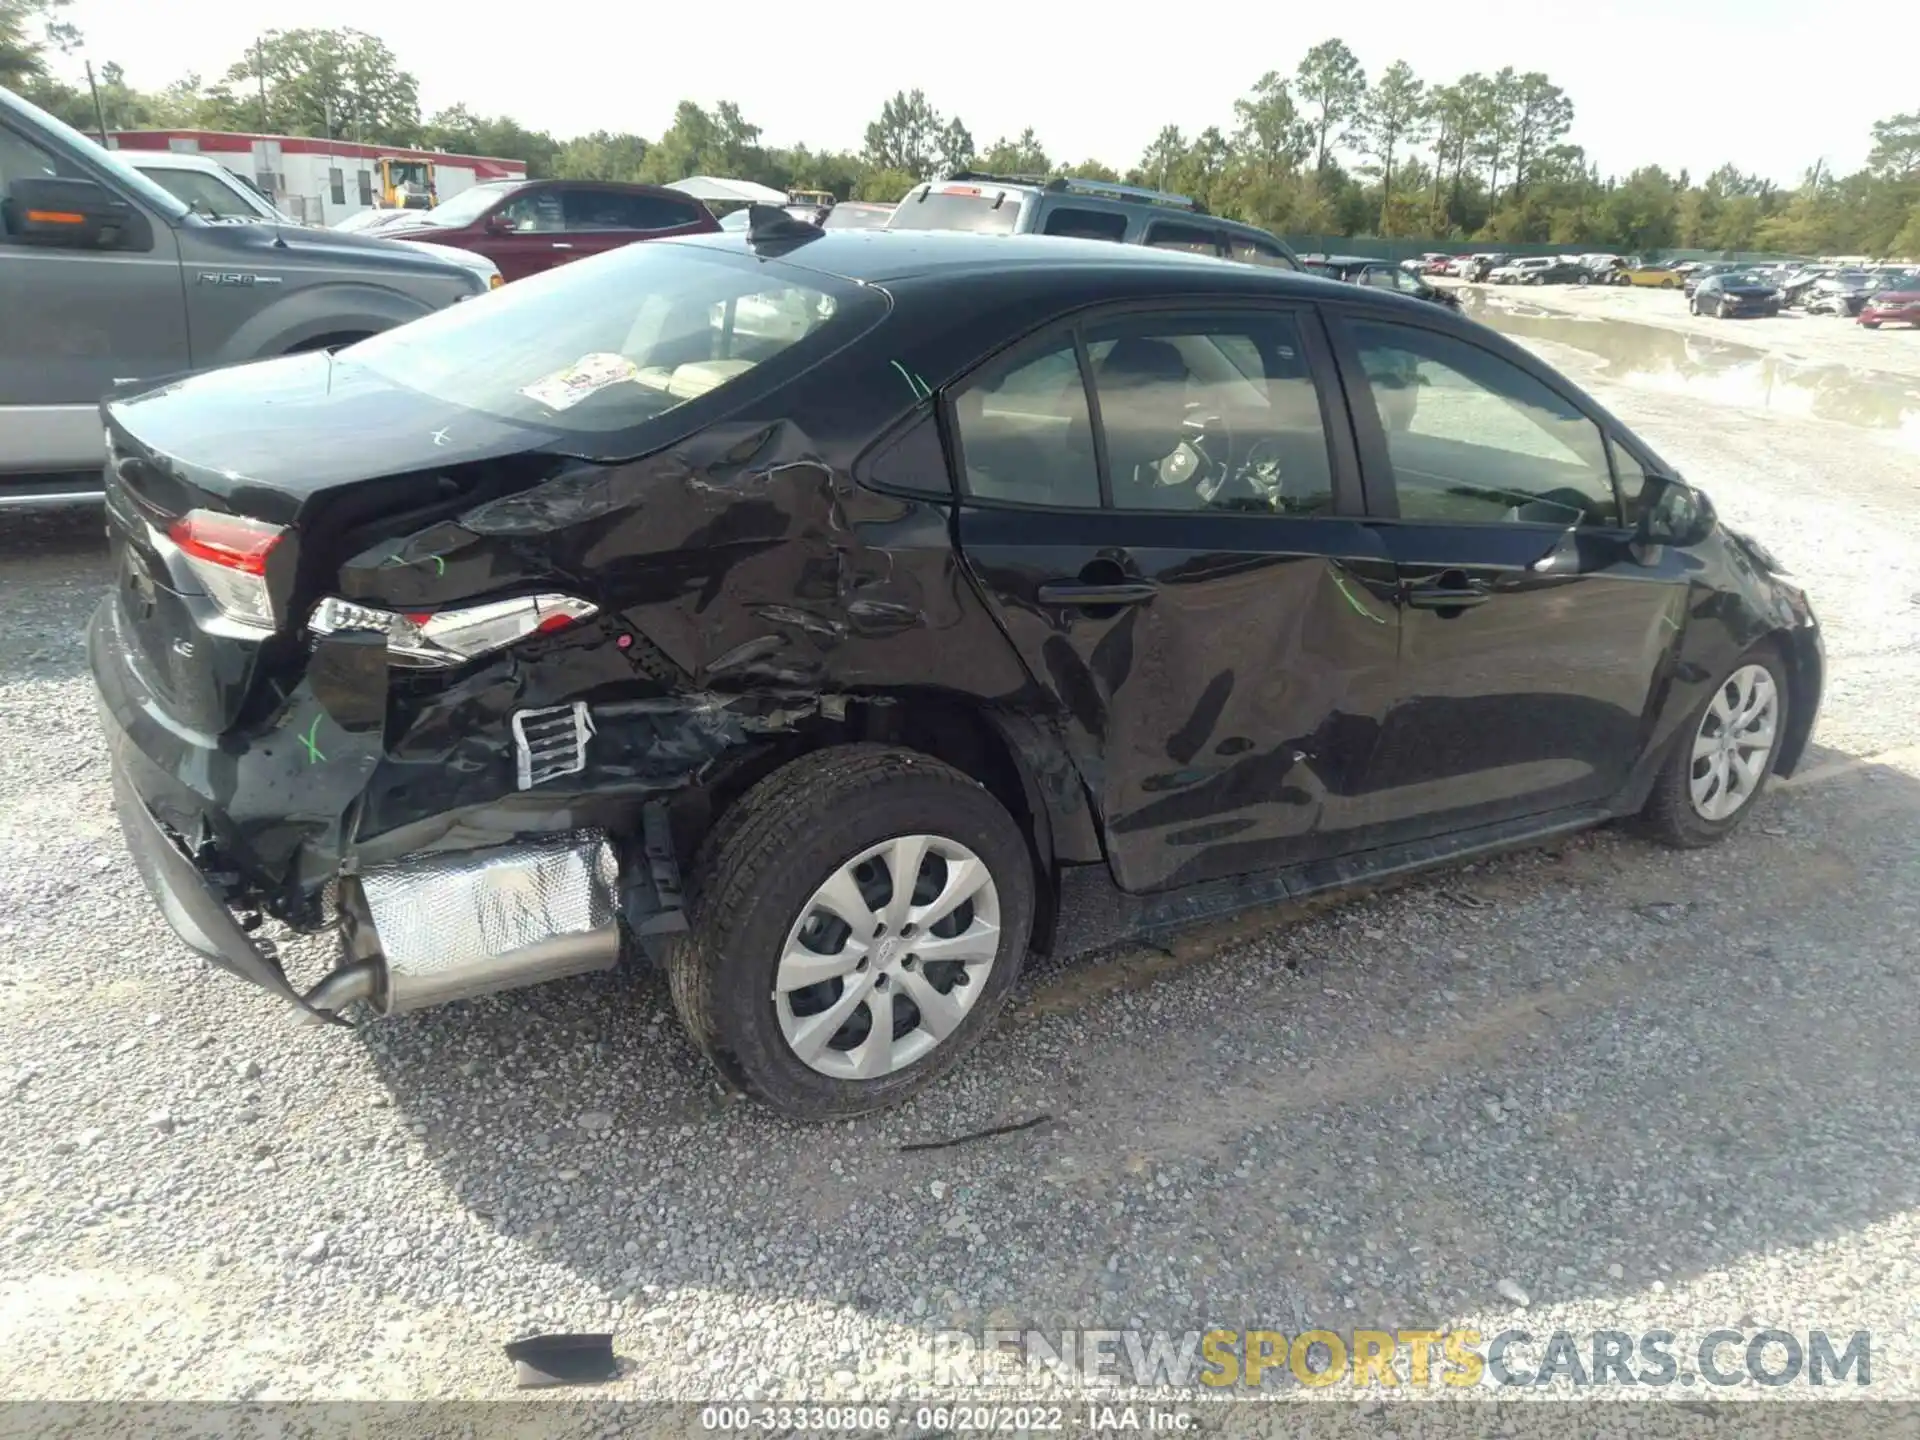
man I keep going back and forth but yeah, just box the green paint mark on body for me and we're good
[300,714,327,764]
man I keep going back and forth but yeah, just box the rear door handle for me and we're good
[551,241,574,250]
[1036,580,1158,607]
[1402,577,1492,609]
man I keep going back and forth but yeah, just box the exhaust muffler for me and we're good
[321,831,622,1016]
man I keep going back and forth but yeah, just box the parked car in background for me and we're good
[823,201,894,230]
[1859,278,1920,328]
[1803,272,1883,317]
[0,83,488,506]
[1302,254,1460,307]
[1690,271,1782,318]
[1460,253,1508,282]
[1682,263,1740,299]
[124,151,502,292]
[1617,261,1685,288]
[91,226,1822,1119]
[886,170,1300,269]
[374,178,718,282]
[1489,256,1557,284]
[1776,266,1837,307]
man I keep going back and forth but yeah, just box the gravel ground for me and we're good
[2,316,1918,1411]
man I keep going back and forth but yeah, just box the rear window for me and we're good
[887,187,1024,235]
[340,241,884,439]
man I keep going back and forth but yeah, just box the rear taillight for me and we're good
[308,594,597,668]
[166,509,286,632]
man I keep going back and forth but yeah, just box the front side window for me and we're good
[1144,221,1222,257]
[136,165,272,220]
[1350,318,1620,528]
[341,242,884,443]
[498,187,564,233]
[416,180,525,229]
[1085,314,1333,515]
[950,340,1101,508]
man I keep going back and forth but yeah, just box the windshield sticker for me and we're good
[519,353,644,412]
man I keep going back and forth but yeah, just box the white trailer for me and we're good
[107,129,527,227]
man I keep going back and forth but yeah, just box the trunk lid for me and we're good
[101,351,559,736]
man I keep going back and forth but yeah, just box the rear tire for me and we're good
[667,745,1036,1120]
[1636,647,1788,849]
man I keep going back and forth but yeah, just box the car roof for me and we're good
[665,229,1371,302]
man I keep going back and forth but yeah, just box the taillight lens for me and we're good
[166,509,286,632]
[308,594,597,668]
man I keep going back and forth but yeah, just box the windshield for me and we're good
[886,188,1023,235]
[413,181,523,229]
[342,240,885,439]
[3,92,190,221]
[133,164,279,222]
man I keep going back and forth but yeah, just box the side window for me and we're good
[1145,221,1223,257]
[950,339,1101,509]
[499,188,563,233]
[1042,206,1126,242]
[1350,319,1620,528]
[563,189,700,231]
[1228,235,1296,270]
[1362,267,1399,290]
[1085,313,1334,515]
[857,411,951,497]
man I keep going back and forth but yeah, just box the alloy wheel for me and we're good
[1688,664,1780,821]
[774,834,1001,1080]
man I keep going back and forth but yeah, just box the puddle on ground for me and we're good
[1459,291,1920,449]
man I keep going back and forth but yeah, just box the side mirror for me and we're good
[1631,474,1715,562]
[2,175,149,250]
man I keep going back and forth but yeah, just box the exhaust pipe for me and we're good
[309,831,623,1018]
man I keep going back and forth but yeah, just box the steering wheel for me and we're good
[1178,404,1244,502]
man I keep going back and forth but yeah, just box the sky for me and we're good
[59,0,1904,186]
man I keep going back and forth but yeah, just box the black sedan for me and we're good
[1302,254,1460,307]
[1690,271,1782,318]
[91,216,1822,1118]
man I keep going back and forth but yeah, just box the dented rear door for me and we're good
[948,304,1403,895]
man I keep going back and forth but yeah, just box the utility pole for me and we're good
[83,60,108,146]
[255,36,268,131]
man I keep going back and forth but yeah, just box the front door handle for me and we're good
[1036,580,1158,607]
[1402,574,1492,609]
[551,241,574,250]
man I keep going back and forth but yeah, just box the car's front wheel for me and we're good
[668,745,1035,1120]
[1637,649,1788,848]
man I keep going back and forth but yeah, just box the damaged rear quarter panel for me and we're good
[334,358,1045,851]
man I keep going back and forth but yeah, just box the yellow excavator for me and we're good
[377,157,437,210]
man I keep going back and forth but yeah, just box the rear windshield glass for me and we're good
[887,188,1023,235]
[341,240,884,438]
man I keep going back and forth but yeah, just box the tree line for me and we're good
[6,3,1918,256]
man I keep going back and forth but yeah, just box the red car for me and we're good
[381,179,717,282]
[1859,283,1920,329]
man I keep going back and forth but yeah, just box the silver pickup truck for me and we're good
[0,86,488,508]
